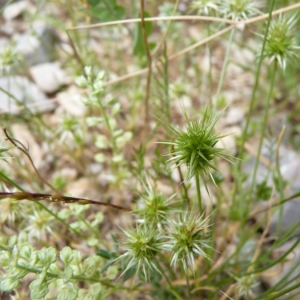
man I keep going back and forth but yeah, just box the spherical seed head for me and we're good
[220,0,262,21]
[135,181,176,226]
[117,224,164,280]
[191,0,220,16]
[263,14,300,70]
[166,213,211,273]
[166,112,228,182]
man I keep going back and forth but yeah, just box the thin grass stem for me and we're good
[248,62,277,209]
[195,174,203,215]
[215,28,236,108]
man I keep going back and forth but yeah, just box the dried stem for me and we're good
[2,127,130,211]
[140,0,152,140]
[3,127,60,194]
[67,3,300,31]
[0,192,130,211]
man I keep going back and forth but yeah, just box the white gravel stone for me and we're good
[0,76,55,113]
[56,87,86,117]
[29,62,68,94]
[3,1,27,21]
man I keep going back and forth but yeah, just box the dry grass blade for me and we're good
[0,192,130,211]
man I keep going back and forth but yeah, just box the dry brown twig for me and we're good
[2,4,299,116]
[1,127,130,211]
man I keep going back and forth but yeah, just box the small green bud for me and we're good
[94,153,106,163]
[30,281,49,299]
[8,235,17,247]
[112,154,124,163]
[0,278,19,291]
[112,102,121,115]
[93,80,104,94]
[57,283,78,300]
[48,263,60,274]
[95,134,109,149]
[108,118,117,130]
[116,131,133,148]
[106,265,118,280]
[19,244,35,260]
[89,283,102,296]
[83,256,102,274]
[10,266,27,279]
[84,66,92,78]
[75,75,88,88]
[0,251,11,267]
[85,116,103,127]
[38,247,57,266]
[60,247,74,266]
[62,266,73,283]
[87,238,98,247]
[95,70,105,81]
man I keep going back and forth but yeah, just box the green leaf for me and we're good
[30,282,49,299]
[38,247,57,265]
[96,248,116,260]
[100,260,116,273]
[133,11,153,57]
[255,180,272,201]
[89,283,102,296]
[19,244,35,261]
[0,251,11,267]
[10,266,28,280]
[87,0,125,22]
[122,266,136,282]
[60,247,74,266]
[273,174,289,194]
[106,265,118,280]
[57,283,78,300]
[62,266,73,283]
[0,278,19,291]
[112,234,119,253]
[83,255,102,274]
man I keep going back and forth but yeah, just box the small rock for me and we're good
[225,106,247,125]
[15,22,57,65]
[245,143,300,238]
[261,238,300,299]
[65,178,99,200]
[52,167,78,181]
[3,1,27,21]
[29,62,68,94]
[0,76,55,113]
[56,87,86,117]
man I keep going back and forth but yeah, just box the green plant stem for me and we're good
[0,244,11,251]
[78,215,101,239]
[186,273,191,300]
[157,252,176,279]
[15,263,126,289]
[275,127,285,234]
[233,0,276,213]
[244,235,300,277]
[195,175,203,215]
[268,281,300,300]
[248,62,277,210]
[215,28,236,108]
[0,170,85,239]
[140,0,152,138]
[35,202,86,240]
[155,262,183,300]
[96,97,117,153]
[207,24,213,101]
